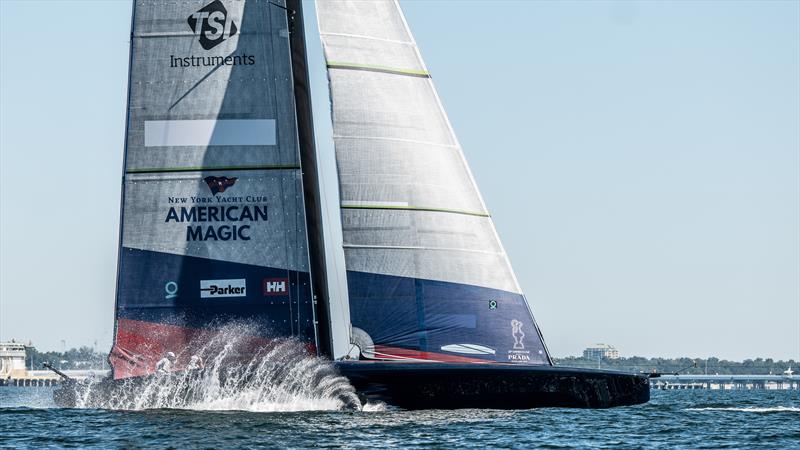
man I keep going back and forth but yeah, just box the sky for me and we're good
[1,0,798,360]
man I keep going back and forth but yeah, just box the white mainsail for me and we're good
[316,0,550,364]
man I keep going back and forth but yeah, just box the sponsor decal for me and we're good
[204,176,237,195]
[164,177,268,242]
[169,54,255,68]
[187,0,238,50]
[200,279,246,298]
[508,319,531,362]
[164,281,179,299]
[488,300,497,310]
[440,344,496,355]
[262,278,289,296]
[168,0,255,67]
[511,319,525,350]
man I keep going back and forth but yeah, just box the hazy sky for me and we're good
[1,0,798,360]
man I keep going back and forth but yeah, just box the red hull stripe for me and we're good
[372,345,494,364]
[110,318,315,379]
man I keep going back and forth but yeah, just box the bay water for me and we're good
[1,387,797,448]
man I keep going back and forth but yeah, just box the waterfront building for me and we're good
[583,343,620,360]
[0,341,28,379]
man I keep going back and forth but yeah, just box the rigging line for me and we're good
[268,1,292,12]
[168,49,237,111]
[326,61,430,78]
[340,204,489,218]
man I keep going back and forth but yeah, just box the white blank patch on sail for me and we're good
[144,119,276,147]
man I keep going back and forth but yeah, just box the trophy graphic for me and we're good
[511,319,525,350]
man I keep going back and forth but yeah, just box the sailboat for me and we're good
[53,0,648,409]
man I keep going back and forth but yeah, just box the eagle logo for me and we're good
[204,176,237,195]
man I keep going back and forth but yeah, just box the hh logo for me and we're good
[262,278,289,296]
[188,0,238,50]
[204,176,237,195]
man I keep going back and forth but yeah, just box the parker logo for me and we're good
[262,278,289,296]
[200,279,246,298]
[188,0,238,50]
[204,176,237,195]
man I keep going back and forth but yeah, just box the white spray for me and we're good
[74,323,363,412]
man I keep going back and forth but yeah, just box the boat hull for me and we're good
[53,363,649,410]
[335,362,650,409]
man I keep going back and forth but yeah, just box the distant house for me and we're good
[583,343,620,360]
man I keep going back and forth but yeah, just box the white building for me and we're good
[0,342,28,379]
[583,343,620,360]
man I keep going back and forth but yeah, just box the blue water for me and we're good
[1,388,798,448]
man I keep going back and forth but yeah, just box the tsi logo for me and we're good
[187,0,238,50]
[200,279,246,298]
[262,278,289,296]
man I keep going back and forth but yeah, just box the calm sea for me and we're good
[0,387,798,448]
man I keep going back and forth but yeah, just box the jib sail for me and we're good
[110,0,317,379]
[316,0,551,364]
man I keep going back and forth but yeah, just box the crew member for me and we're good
[155,351,176,373]
[187,355,204,371]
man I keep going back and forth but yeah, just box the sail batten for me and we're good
[341,207,488,218]
[320,32,415,46]
[318,0,550,365]
[327,62,431,78]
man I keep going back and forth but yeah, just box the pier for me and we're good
[1,369,111,387]
[651,374,799,390]
[1,341,108,387]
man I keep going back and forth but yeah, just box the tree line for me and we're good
[26,346,108,371]
[553,356,798,375]
[21,345,799,374]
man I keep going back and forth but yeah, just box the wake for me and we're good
[72,324,364,412]
[686,406,799,413]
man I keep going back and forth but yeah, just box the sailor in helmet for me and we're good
[155,351,176,374]
[187,354,204,371]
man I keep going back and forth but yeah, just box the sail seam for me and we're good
[134,32,197,38]
[327,61,430,78]
[342,244,503,256]
[332,134,457,149]
[126,165,301,174]
[134,32,266,38]
[341,204,489,217]
[320,32,414,46]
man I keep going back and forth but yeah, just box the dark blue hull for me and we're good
[54,363,649,410]
[335,362,650,409]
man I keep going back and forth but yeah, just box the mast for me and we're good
[286,0,330,357]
